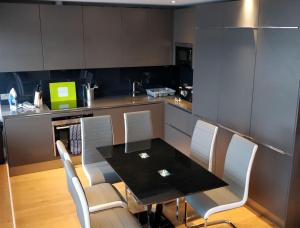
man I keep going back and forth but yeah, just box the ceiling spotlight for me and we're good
[171,0,176,4]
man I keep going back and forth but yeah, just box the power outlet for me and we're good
[0,93,9,100]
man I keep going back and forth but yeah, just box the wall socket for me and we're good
[0,93,9,100]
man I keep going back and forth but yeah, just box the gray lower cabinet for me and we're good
[83,6,123,68]
[192,29,223,123]
[259,0,300,27]
[250,29,300,155]
[214,127,292,227]
[164,124,191,157]
[248,146,293,227]
[164,104,194,156]
[40,5,85,70]
[93,103,164,145]
[4,115,54,167]
[165,104,194,136]
[218,29,256,135]
[213,127,233,176]
[0,3,43,72]
[174,7,196,44]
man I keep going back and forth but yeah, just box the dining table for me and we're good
[96,138,227,228]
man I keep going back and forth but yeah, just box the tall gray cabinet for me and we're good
[0,3,43,72]
[218,29,256,135]
[192,1,300,227]
[250,29,300,155]
[192,29,222,123]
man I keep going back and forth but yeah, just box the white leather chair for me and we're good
[123,110,153,202]
[184,134,258,228]
[61,149,126,213]
[81,115,120,186]
[56,140,72,162]
[175,120,218,219]
[190,120,218,172]
[65,160,141,228]
[124,110,153,143]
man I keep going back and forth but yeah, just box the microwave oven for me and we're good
[175,44,193,67]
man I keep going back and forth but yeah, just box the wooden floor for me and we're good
[1,164,277,228]
[0,164,14,228]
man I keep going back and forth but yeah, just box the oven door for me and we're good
[54,125,71,154]
[52,118,81,157]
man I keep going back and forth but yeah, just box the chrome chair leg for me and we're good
[184,200,188,225]
[125,185,129,202]
[186,219,236,228]
[147,204,152,228]
[176,198,180,219]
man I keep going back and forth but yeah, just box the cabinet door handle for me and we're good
[56,126,70,130]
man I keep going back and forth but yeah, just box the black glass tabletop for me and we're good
[97,138,227,205]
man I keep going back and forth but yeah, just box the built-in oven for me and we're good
[175,43,193,102]
[52,112,93,157]
[175,44,193,67]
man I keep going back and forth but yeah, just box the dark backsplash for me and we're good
[0,66,193,103]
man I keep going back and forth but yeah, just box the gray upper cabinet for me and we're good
[222,0,259,28]
[174,7,196,44]
[251,29,300,155]
[192,29,222,123]
[218,29,256,135]
[83,7,123,68]
[121,8,149,67]
[147,9,173,66]
[196,0,258,28]
[0,3,43,72]
[259,0,300,27]
[40,5,85,70]
[196,3,223,28]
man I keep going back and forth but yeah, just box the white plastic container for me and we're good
[146,88,175,98]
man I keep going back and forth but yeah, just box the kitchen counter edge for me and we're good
[0,95,192,121]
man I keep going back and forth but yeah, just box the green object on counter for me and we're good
[50,100,77,110]
[49,82,77,102]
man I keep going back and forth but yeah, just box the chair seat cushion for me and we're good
[85,183,123,208]
[84,162,120,185]
[90,207,141,228]
[186,185,244,219]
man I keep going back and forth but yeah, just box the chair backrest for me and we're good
[124,110,153,143]
[56,140,71,162]
[190,120,218,172]
[62,157,78,202]
[64,160,90,228]
[81,115,113,165]
[223,134,258,203]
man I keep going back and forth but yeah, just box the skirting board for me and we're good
[247,197,284,227]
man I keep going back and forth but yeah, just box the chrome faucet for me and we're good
[132,81,136,97]
[132,81,141,97]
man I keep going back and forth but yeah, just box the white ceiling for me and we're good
[42,0,226,6]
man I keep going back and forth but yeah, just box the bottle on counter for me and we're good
[8,88,17,111]
[34,84,43,108]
